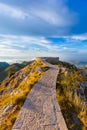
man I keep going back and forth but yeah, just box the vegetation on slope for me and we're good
[0,59,49,130]
[55,61,87,130]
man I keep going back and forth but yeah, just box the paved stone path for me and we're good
[12,61,68,130]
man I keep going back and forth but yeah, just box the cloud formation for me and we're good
[0,0,87,62]
[0,3,27,19]
[0,0,77,36]
[0,34,87,62]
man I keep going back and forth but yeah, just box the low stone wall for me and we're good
[36,57,59,64]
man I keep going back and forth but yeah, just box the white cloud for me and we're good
[0,3,28,19]
[30,0,76,26]
[62,33,87,41]
[0,34,60,51]
[70,33,87,40]
[0,0,76,27]
[1,32,87,62]
[0,33,81,62]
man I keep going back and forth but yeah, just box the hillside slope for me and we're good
[54,61,87,130]
[0,59,49,130]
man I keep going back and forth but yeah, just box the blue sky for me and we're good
[0,0,87,62]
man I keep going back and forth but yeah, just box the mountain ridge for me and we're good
[0,57,87,130]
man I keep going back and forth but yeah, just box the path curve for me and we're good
[12,61,68,130]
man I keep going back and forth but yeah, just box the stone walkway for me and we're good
[12,62,68,130]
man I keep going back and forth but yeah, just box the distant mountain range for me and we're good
[0,62,9,72]
[68,61,87,67]
[0,61,33,82]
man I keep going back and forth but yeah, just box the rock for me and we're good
[72,113,80,125]
[3,105,14,113]
[64,71,70,76]
[35,67,43,73]
[80,70,87,78]
[61,67,66,73]
[78,82,86,92]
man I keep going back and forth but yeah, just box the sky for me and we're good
[0,0,87,62]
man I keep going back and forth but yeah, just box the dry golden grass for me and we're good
[56,62,87,130]
[0,59,47,130]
